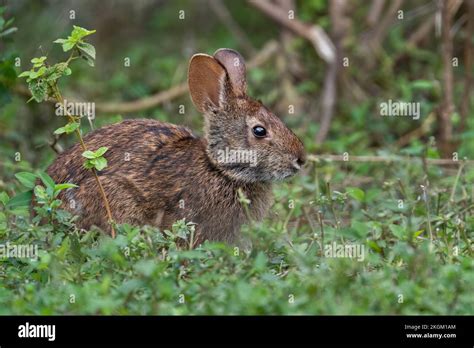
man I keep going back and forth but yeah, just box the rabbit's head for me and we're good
[188,48,306,183]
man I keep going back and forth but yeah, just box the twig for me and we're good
[407,0,461,47]
[248,0,336,63]
[308,154,474,166]
[316,0,347,143]
[52,86,116,238]
[367,0,386,27]
[438,0,456,157]
[96,83,188,114]
[316,61,337,144]
[395,112,436,147]
[460,0,474,133]
[408,15,435,46]
[363,0,403,51]
[275,0,304,114]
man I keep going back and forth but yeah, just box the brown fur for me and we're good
[45,49,305,244]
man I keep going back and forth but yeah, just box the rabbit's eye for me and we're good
[252,125,267,138]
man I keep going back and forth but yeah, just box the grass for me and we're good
[0,156,473,315]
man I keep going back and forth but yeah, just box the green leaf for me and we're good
[413,230,424,238]
[54,26,95,53]
[0,27,17,38]
[346,187,365,202]
[64,122,80,134]
[54,183,78,191]
[0,191,9,206]
[53,126,66,135]
[37,171,55,191]
[62,40,75,52]
[15,172,37,189]
[6,190,33,209]
[54,38,75,52]
[367,240,382,253]
[81,54,95,67]
[389,224,406,240]
[82,147,108,159]
[34,185,47,200]
[253,252,267,272]
[411,80,434,90]
[351,220,371,238]
[31,56,47,64]
[31,56,47,68]
[82,150,96,159]
[83,160,94,170]
[29,66,46,79]
[134,259,156,277]
[95,146,108,157]
[77,42,96,60]
[71,26,96,40]
[92,157,107,171]
[18,70,32,78]
[28,79,47,102]
[54,122,79,135]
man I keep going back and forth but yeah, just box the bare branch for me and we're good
[460,0,474,133]
[96,40,278,113]
[367,0,386,27]
[316,0,348,143]
[248,0,336,63]
[438,0,456,157]
[408,0,462,47]
[48,133,64,154]
[308,154,474,166]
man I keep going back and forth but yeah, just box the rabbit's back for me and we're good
[48,119,195,185]
[47,119,198,229]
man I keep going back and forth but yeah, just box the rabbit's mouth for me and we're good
[272,166,301,181]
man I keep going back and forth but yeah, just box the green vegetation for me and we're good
[0,1,473,315]
[1,158,473,314]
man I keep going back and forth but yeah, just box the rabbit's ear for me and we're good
[188,54,227,113]
[213,48,247,97]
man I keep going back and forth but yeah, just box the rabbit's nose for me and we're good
[293,156,306,170]
[297,155,306,167]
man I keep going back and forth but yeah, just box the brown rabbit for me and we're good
[46,48,306,244]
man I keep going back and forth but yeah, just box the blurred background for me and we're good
[0,0,473,171]
[1,0,474,316]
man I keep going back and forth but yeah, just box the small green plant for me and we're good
[82,146,109,171]
[18,26,116,237]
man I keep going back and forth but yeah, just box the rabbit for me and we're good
[45,48,306,244]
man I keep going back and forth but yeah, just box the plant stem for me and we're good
[421,184,433,244]
[318,210,325,257]
[52,85,116,238]
[450,162,465,203]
